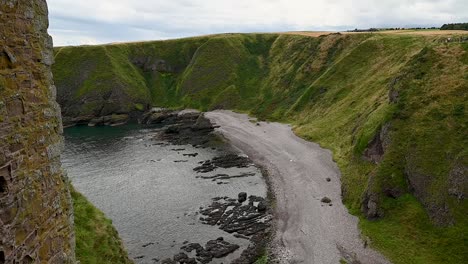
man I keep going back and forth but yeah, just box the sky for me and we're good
[47,0,468,46]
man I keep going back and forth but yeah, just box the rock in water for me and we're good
[205,239,240,258]
[192,113,214,131]
[173,252,188,262]
[238,192,247,203]
[257,201,267,212]
[161,258,176,264]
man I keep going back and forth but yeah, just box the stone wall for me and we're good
[0,1,75,263]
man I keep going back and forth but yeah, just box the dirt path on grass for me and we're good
[206,110,390,264]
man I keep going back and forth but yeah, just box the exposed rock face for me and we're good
[131,57,175,73]
[448,161,467,201]
[363,123,391,164]
[405,153,454,226]
[361,192,383,220]
[0,1,75,263]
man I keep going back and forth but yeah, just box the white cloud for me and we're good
[47,0,468,46]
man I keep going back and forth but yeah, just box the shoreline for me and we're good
[63,110,273,264]
[206,110,390,264]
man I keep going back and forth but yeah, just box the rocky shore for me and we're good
[144,109,273,263]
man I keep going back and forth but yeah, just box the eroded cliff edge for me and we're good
[0,1,74,263]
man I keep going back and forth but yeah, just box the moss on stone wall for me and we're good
[0,1,75,263]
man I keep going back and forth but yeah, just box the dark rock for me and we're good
[165,125,180,134]
[132,57,174,73]
[363,123,390,164]
[197,195,272,264]
[192,114,213,131]
[183,153,198,157]
[361,192,383,220]
[142,242,154,247]
[173,252,188,262]
[405,152,455,226]
[88,117,104,126]
[238,192,247,203]
[185,258,197,264]
[153,111,217,147]
[233,234,250,240]
[448,162,467,201]
[389,77,401,103]
[321,197,332,203]
[194,154,252,173]
[384,187,402,199]
[181,243,203,253]
[257,201,267,212]
[107,114,129,126]
[179,239,239,263]
[326,177,331,182]
[195,247,213,264]
[199,172,255,181]
[231,243,262,264]
[200,196,271,236]
[161,258,176,264]
[205,238,239,258]
[141,108,176,125]
[86,114,129,127]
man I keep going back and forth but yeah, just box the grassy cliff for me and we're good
[54,32,468,263]
[71,186,133,264]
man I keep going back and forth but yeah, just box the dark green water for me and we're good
[62,124,267,263]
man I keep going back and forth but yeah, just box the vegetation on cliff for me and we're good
[54,32,468,263]
[71,186,133,263]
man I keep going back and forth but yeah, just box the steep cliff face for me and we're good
[0,1,75,263]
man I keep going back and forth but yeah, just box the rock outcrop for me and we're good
[0,1,75,263]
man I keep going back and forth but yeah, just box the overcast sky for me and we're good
[48,0,468,46]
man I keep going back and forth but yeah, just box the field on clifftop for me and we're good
[53,31,468,263]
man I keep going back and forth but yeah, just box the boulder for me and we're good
[173,252,188,262]
[192,114,213,131]
[257,201,267,212]
[238,192,247,203]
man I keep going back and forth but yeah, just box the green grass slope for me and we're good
[54,32,468,264]
[71,185,133,264]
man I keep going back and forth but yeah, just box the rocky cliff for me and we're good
[0,1,75,263]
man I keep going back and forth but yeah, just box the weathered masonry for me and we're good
[0,1,75,263]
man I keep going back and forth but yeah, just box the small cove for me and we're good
[62,123,268,263]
